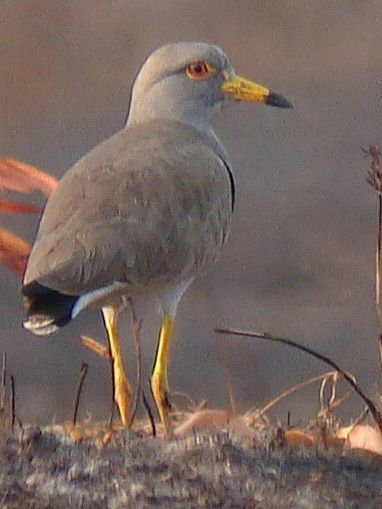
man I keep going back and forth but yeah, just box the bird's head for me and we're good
[127,42,292,129]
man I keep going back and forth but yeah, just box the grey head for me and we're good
[127,41,292,132]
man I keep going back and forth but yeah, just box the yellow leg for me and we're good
[102,306,132,426]
[151,314,173,434]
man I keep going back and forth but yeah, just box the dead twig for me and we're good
[350,406,370,431]
[319,371,342,419]
[81,336,110,360]
[0,353,6,413]
[317,393,349,420]
[10,374,15,432]
[142,389,156,437]
[215,327,382,434]
[364,145,382,372]
[319,372,338,410]
[127,299,142,428]
[364,145,382,193]
[72,362,89,426]
[210,336,237,414]
[247,371,339,424]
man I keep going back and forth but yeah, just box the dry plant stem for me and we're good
[127,299,142,428]
[0,353,6,412]
[72,363,89,426]
[211,338,237,413]
[81,336,110,360]
[377,193,382,324]
[317,394,349,419]
[252,371,338,422]
[319,372,339,411]
[142,389,156,437]
[10,374,15,432]
[364,146,382,372]
[351,406,370,430]
[376,194,382,369]
[215,327,382,434]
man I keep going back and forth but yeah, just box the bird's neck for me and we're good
[125,87,229,163]
[126,91,215,136]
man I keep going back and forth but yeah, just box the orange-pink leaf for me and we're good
[337,425,382,456]
[0,199,42,214]
[0,158,58,197]
[0,227,31,277]
[284,429,316,447]
[174,409,254,439]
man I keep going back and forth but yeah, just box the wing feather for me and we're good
[24,121,232,295]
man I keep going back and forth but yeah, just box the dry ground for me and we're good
[1,422,382,509]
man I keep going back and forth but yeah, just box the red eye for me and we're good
[186,61,210,79]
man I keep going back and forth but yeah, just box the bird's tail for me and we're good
[22,281,79,336]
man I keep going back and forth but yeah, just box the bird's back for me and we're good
[23,120,234,296]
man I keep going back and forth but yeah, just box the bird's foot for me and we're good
[151,371,172,435]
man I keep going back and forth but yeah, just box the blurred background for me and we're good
[1,0,382,425]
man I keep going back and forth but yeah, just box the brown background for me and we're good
[1,0,382,424]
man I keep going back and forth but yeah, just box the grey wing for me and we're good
[24,125,233,295]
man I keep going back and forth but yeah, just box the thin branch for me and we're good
[142,389,156,437]
[364,145,382,373]
[127,299,142,428]
[215,327,382,434]
[248,371,338,423]
[352,406,370,429]
[81,335,110,360]
[72,362,89,426]
[10,375,15,432]
[0,353,6,413]
[377,192,382,327]
[375,177,382,370]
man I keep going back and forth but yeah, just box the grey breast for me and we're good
[24,120,233,296]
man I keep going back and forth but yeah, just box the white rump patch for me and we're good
[23,317,59,336]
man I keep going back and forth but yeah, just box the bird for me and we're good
[22,42,292,433]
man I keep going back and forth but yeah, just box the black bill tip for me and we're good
[266,92,293,109]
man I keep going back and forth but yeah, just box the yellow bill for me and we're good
[221,74,292,108]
